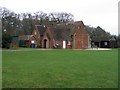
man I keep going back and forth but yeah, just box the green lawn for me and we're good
[2,49,118,88]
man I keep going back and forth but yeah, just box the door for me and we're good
[44,39,47,48]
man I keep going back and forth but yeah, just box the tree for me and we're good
[2,33,12,48]
[0,7,20,36]
[21,13,33,35]
[49,12,74,24]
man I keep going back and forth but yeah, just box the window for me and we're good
[104,42,108,46]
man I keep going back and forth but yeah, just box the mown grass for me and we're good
[2,49,118,88]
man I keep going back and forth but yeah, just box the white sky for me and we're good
[0,0,119,35]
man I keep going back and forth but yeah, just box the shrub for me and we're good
[2,33,12,49]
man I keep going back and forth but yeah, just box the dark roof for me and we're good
[35,25,46,35]
[49,26,71,41]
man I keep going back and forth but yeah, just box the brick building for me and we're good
[32,21,90,49]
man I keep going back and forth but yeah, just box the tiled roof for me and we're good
[48,25,71,41]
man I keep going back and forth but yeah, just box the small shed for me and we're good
[91,37,111,48]
[91,36,117,48]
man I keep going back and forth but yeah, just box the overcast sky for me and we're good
[0,0,118,35]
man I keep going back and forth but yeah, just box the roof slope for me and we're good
[35,25,46,35]
[48,25,71,41]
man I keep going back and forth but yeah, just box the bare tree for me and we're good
[49,12,74,24]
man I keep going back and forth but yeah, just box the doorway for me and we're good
[44,39,47,48]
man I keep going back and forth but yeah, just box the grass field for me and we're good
[2,49,118,88]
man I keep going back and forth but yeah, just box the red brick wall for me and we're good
[73,23,89,49]
[49,39,53,48]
